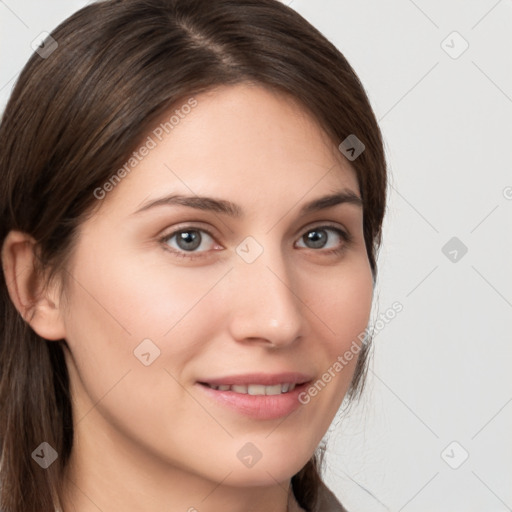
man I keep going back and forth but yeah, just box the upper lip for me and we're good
[198,372,313,387]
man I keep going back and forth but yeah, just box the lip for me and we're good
[195,372,313,420]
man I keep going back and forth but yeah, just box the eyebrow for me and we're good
[133,188,363,217]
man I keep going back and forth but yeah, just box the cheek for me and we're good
[61,252,215,448]
[304,258,374,355]
[66,242,226,342]
[303,260,373,416]
[61,249,230,422]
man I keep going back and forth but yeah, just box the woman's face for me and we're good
[59,83,374,488]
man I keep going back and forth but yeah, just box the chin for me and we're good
[223,450,312,487]
[223,466,298,488]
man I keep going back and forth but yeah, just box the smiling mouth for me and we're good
[196,377,312,419]
[199,382,300,395]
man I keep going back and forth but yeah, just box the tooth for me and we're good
[265,384,282,395]
[247,384,266,395]
[225,383,296,395]
[210,385,219,390]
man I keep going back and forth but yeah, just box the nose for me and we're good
[226,242,305,348]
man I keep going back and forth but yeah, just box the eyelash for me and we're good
[159,223,353,261]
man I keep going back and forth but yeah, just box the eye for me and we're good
[161,227,219,259]
[160,223,352,260]
[295,224,352,255]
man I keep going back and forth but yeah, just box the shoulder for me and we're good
[314,480,349,512]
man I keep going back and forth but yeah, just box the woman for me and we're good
[0,0,387,511]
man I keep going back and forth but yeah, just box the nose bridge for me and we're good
[227,237,304,346]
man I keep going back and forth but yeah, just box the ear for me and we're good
[1,230,66,340]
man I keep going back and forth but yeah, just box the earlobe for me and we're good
[1,230,67,341]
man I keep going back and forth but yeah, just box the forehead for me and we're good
[95,83,359,217]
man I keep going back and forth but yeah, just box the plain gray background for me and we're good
[1,1,511,511]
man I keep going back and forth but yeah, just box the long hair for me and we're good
[0,1,387,510]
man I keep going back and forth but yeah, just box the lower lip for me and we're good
[196,382,310,420]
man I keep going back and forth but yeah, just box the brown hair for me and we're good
[0,0,387,510]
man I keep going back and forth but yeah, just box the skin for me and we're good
[2,83,374,512]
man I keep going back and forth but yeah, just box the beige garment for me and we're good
[315,481,349,512]
[288,480,348,512]
[54,482,346,512]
